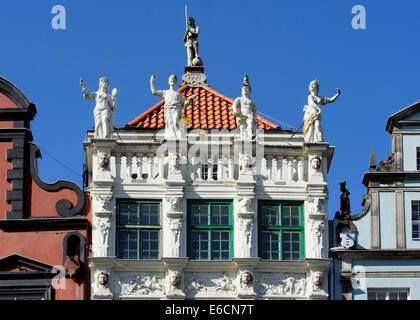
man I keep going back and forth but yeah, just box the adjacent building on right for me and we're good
[330,100,420,300]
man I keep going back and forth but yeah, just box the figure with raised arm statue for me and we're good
[80,77,117,139]
[150,74,196,140]
[303,80,341,143]
[232,75,258,140]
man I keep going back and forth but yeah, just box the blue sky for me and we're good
[1,0,419,219]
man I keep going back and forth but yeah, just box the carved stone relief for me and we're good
[167,217,183,257]
[184,272,237,298]
[118,272,165,297]
[254,273,307,297]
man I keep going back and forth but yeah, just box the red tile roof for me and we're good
[125,85,279,130]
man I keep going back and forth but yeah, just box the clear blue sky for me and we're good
[1,0,420,219]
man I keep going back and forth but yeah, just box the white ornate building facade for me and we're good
[84,17,336,300]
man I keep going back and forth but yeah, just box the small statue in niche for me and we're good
[169,271,182,290]
[80,77,117,139]
[150,74,196,140]
[97,152,110,171]
[239,154,253,175]
[303,80,340,143]
[239,271,253,289]
[232,75,258,140]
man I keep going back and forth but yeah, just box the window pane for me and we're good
[191,204,209,225]
[282,231,301,261]
[413,224,419,239]
[211,230,230,260]
[377,292,386,300]
[367,291,376,300]
[417,147,420,170]
[140,230,159,260]
[261,205,279,226]
[282,205,300,226]
[261,231,281,260]
[191,230,209,260]
[412,202,420,219]
[119,203,138,225]
[140,203,159,225]
[119,229,138,259]
[368,290,409,301]
[211,204,230,225]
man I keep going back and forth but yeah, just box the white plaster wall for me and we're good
[379,192,396,249]
[402,134,420,171]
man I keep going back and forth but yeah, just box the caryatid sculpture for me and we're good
[80,77,117,139]
[150,74,196,140]
[232,75,258,140]
[303,80,340,143]
[183,16,202,67]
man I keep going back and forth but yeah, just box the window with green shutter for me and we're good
[258,201,304,261]
[117,200,161,260]
[187,200,233,261]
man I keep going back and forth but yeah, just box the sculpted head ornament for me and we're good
[310,156,321,171]
[240,271,253,288]
[97,271,109,287]
[97,152,110,171]
[169,272,181,289]
[312,271,322,288]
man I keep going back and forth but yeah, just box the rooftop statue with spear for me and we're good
[184,5,202,67]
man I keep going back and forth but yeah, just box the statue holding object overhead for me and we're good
[303,80,340,143]
[150,74,196,140]
[232,75,258,140]
[80,77,117,139]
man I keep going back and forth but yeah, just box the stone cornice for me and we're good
[331,249,420,260]
[363,171,420,186]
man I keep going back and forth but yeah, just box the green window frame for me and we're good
[187,200,233,261]
[117,200,161,260]
[258,201,305,261]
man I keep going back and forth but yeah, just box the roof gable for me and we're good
[0,254,54,272]
[125,85,280,130]
[386,101,420,133]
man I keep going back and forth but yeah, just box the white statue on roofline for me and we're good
[232,75,258,140]
[80,77,117,139]
[150,74,196,140]
[303,80,340,143]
